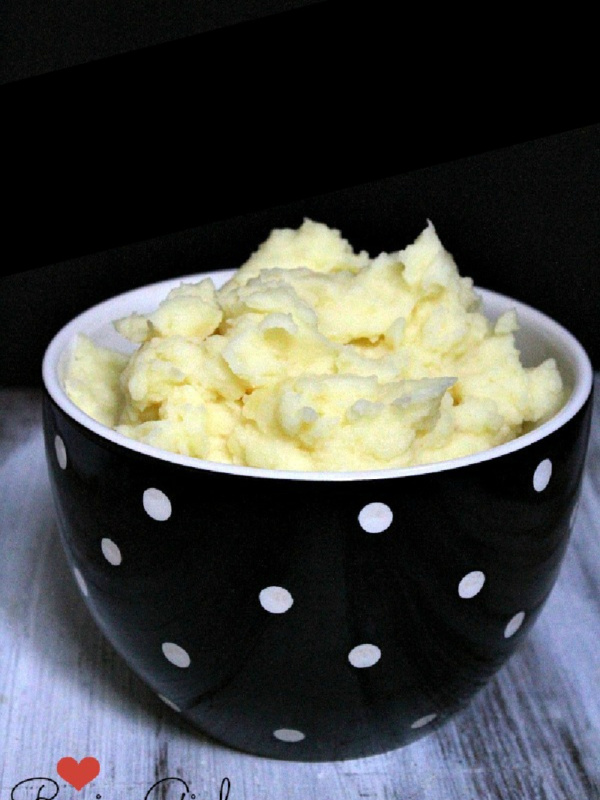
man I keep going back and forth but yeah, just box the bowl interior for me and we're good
[42,271,593,480]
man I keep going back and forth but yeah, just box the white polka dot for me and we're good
[55,435,67,469]
[143,488,172,521]
[504,611,526,638]
[411,713,437,729]
[162,642,191,668]
[458,570,486,599]
[358,502,393,533]
[158,694,181,712]
[273,728,305,742]
[259,586,294,614]
[348,643,381,668]
[73,567,88,597]
[533,459,552,492]
[101,537,122,566]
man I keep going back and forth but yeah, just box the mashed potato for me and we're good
[63,220,565,470]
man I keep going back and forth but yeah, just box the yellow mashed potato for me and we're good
[63,220,565,471]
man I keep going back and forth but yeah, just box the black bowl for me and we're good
[42,271,594,761]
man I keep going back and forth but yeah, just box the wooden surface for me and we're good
[1,381,600,799]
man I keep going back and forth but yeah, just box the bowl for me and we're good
[41,269,594,762]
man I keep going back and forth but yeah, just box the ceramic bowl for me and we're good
[42,270,593,761]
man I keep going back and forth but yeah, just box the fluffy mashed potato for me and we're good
[63,220,565,471]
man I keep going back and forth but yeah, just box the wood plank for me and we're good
[1,382,599,799]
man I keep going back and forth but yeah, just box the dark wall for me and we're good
[2,123,599,385]
[2,3,599,384]
[1,0,325,83]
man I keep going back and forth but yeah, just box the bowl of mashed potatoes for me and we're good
[42,219,593,761]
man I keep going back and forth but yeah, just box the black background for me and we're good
[2,2,599,384]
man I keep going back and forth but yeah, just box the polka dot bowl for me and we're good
[42,271,594,762]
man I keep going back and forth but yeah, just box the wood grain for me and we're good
[1,381,599,799]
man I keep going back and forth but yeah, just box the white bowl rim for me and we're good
[42,270,594,482]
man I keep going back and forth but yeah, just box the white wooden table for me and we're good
[2,381,600,800]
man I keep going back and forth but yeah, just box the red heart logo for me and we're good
[57,757,100,790]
